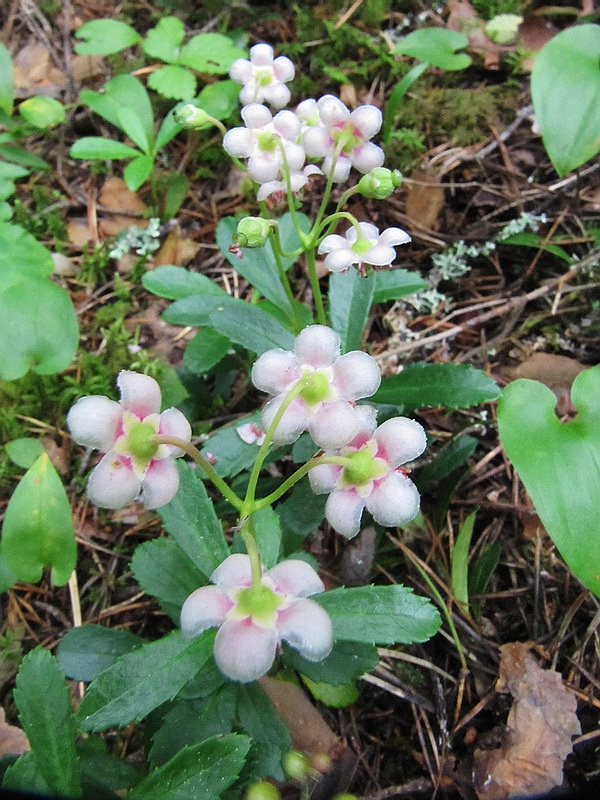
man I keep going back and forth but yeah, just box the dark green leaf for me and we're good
[57,624,144,682]
[302,676,358,707]
[75,630,215,731]
[416,435,478,490]
[163,293,230,327]
[2,752,51,795]
[500,232,572,262]
[237,683,291,781]
[329,267,375,352]
[200,413,265,478]
[373,269,428,302]
[252,506,282,569]
[282,639,378,685]
[277,478,326,537]
[314,585,441,644]
[451,510,476,608]
[208,295,295,354]
[74,20,141,55]
[0,144,49,169]
[143,265,226,300]
[373,362,500,411]
[78,737,143,794]
[14,648,81,797]
[184,328,231,374]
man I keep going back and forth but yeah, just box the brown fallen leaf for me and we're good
[518,16,559,72]
[0,708,29,757]
[446,0,505,68]
[473,642,580,800]
[98,177,150,239]
[13,41,66,98]
[405,169,445,232]
[502,352,588,417]
[151,228,199,268]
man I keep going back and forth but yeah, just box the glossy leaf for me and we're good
[1,453,76,585]
[302,676,359,707]
[74,19,141,55]
[498,365,600,596]
[395,28,472,70]
[237,683,291,781]
[282,639,379,686]
[329,267,375,353]
[57,624,144,682]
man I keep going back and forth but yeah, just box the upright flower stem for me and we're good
[305,248,327,326]
[239,515,263,588]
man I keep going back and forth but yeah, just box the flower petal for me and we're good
[214,619,278,682]
[86,453,141,509]
[272,56,295,82]
[362,244,396,267]
[374,417,427,467]
[356,221,380,241]
[351,142,385,173]
[117,371,162,419]
[350,105,382,139]
[223,127,254,158]
[318,234,348,254]
[158,408,192,456]
[252,348,300,395]
[248,153,280,183]
[140,458,180,509]
[241,103,273,129]
[229,58,253,83]
[325,488,365,538]
[302,126,331,157]
[324,249,357,273]
[332,351,381,400]
[273,109,301,140]
[264,83,291,109]
[67,396,122,451]
[278,598,333,661]
[262,395,309,445]
[266,559,325,597]
[308,400,361,450]
[378,227,411,247]
[180,585,232,637]
[308,462,341,495]
[366,471,421,527]
[294,325,341,368]
[324,154,351,182]
[211,553,254,589]
[318,95,349,125]
[250,43,274,66]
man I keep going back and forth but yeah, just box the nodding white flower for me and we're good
[256,164,322,202]
[67,371,191,509]
[236,422,266,446]
[181,554,333,683]
[252,325,381,450]
[223,103,305,184]
[302,95,385,182]
[318,222,411,273]
[230,43,295,109]
[309,406,426,539]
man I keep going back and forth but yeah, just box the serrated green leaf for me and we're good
[76,630,215,731]
[1,453,76,585]
[178,33,246,74]
[123,154,154,191]
[277,478,326,537]
[329,266,375,353]
[498,365,600,597]
[2,752,51,795]
[78,737,143,794]
[5,437,45,468]
[148,65,197,101]
[0,278,78,380]
[18,96,65,129]
[143,16,186,63]
[373,269,428,302]
[143,264,227,300]
[282,639,378,685]
[70,137,141,160]
[373,362,500,411]
[184,328,231,374]
[14,648,81,796]
[252,506,282,569]
[158,461,229,574]
[314,585,441,644]
[132,537,206,622]
[302,676,359,707]
[0,42,14,115]
[395,28,471,70]
[237,683,291,781]
[128,734,250,800]
[57,624,145,682]
[531,24,600,176]
[74,19,141,55]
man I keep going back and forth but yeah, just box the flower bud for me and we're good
[357,167,403,199]
[245,782,281,800]
[284,750,311,780]
[174,104,213,129]
[234,216,274,248]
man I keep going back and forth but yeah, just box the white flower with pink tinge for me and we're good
[251,325,381,450]
[302,95,385,183]
[256,164,322,202]
[181,554,333,683]
[230,43,295,109]
[309,406,427,539]
[318,222,411,273]
[67,371,191,509]
[223,103,305,185]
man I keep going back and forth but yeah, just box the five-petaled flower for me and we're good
[309,406,427,538]
[230,43,295,109]
[67,371,191,509]
[251,325,381,450]
[181,554,333,683]
[318,222,411,274]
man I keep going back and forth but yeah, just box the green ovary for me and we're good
[351,236,373,256]
[257,132,277,153]
[126,421,159,461]
[236,584,283,626]
[299,372,332,406]
[343,447,387,488]
[332,124,360,154]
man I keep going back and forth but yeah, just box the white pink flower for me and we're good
[251,325,381,450]
[256,164,322,202]
[302,95,385,182]
[309,406,426,539]
[318,222,411,273]
[181,554,333,682]
[67,371,191,509]
[230,43,295,109]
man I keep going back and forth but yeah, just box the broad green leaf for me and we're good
[57,624,144,682]
[163,293,230,327]
[0,42,14,115]
[162,173,189,219]
[148,65,197,101]
[143,16,186,64]
[131,537,206,622]
[196,79,240,120]
[70,137,141,160]
[117,106,151,153]
[76,630,215,731]
[200,412,266,479]
[143,264,226,300]
[4,437,45,468]
[178,33,246,74]
[128,734,250,800]
[14,648,81,797]
[103,75,154,145]
[0,278,78,379]
[314,585,441,644]
[282,639,379,685]
[18,96,65,129]
[451,510,476,608]
[123,153,154,191]
[208,295,295,353]
[184,327,231,374]
[149,685,238,767]
[0,144,49,169]
[158,460,229,575]
[416,435,478,490]
[2,752,51,795]
[154,107,184,152]
[78,738,143,794]
[373,269,428,302]
[74,19,141,55]
[277,477,326,537]
[395,28,471,70]
[373,362,500,411]
[0,222,53,291]
[302,676,359,707]
[328,267,375,353]
[1,453,76,585]
[79,88,123,129]
[498,365,600,597]
[500,232,571,262]
[531,24,600,176]
[237,683,291,781]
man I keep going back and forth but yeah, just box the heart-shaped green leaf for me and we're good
[531,24,600,176]
[395,28,472,71]
[74,19,141,55]
[498,365,600,597]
